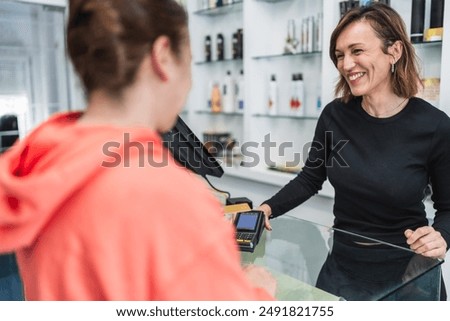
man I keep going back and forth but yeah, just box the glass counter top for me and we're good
[240,216,443,301]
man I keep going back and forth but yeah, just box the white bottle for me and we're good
[222,70,235,113]
[200,0,209,10]
[316,12,323,52]
[316,82,322,116]
[301,18,308,53]
[207,80,213,110]
[290,74,298,114]
[235,69,244,113]
[268,74,278,115]
[296,73,305,116]
[307,16,314,53]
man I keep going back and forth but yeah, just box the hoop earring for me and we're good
[391,63,395,74]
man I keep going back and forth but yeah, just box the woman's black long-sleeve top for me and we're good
[263,97,450,248]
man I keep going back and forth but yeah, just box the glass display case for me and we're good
[242,216,443,301]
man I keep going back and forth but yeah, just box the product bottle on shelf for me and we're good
[425,0,444,41]
[316,12,323,52]
[307,16,314,53]
[236,69,244,113]
[290,73,305,116]
[205,35,211,62]
[430,0,444,28]
[284,19,298,54]
[207,80,213,109]
[411,0,425,43]
[316,83,322,117]
[268,74,278,115]
[216,33,224,61]
[290,74,298,112]
[296,73,305,116]
[237,28,243,59]
[222,70,235,113]
[200,0,209,10]
[211,82,222,113]
[232,32,239,59]
[301,18,307,53]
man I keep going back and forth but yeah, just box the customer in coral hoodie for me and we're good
[0,0,275,300]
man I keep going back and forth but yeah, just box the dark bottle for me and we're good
[232,32,238,60]
[205,35,211,62]
[0,114,19,152]
[411,0,425,43]
[430,0,444,28]
[349,0,359,10]
[339,1,348,18]
[237,28,243,59]
[216,33,224,61]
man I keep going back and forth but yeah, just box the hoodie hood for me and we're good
[0,112,160,253]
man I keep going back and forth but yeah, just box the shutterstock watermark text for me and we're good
[101,132,349,169]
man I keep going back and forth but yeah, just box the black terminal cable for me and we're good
[203,176,231,200]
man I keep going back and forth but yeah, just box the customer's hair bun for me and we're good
[68,0,128,94]
[67,0,188,96]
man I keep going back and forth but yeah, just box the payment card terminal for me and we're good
[233,210,265,252]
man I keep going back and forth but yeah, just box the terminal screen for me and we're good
[236,214,258,231]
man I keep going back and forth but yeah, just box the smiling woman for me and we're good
[329,3,421,108]
[257,3,450,300]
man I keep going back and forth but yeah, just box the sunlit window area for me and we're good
[0,0,69,144]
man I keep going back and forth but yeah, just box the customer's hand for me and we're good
[404,226,447,259]
[242,264,277,297]
[257,204,272,231]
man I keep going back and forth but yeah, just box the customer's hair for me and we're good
[329,3,421,102]
[67,0,188,97]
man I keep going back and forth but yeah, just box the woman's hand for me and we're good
[256,204,273,231]
[404,226,447,259]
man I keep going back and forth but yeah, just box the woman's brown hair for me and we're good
[329,3,422,103]
[67,0,188,97]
